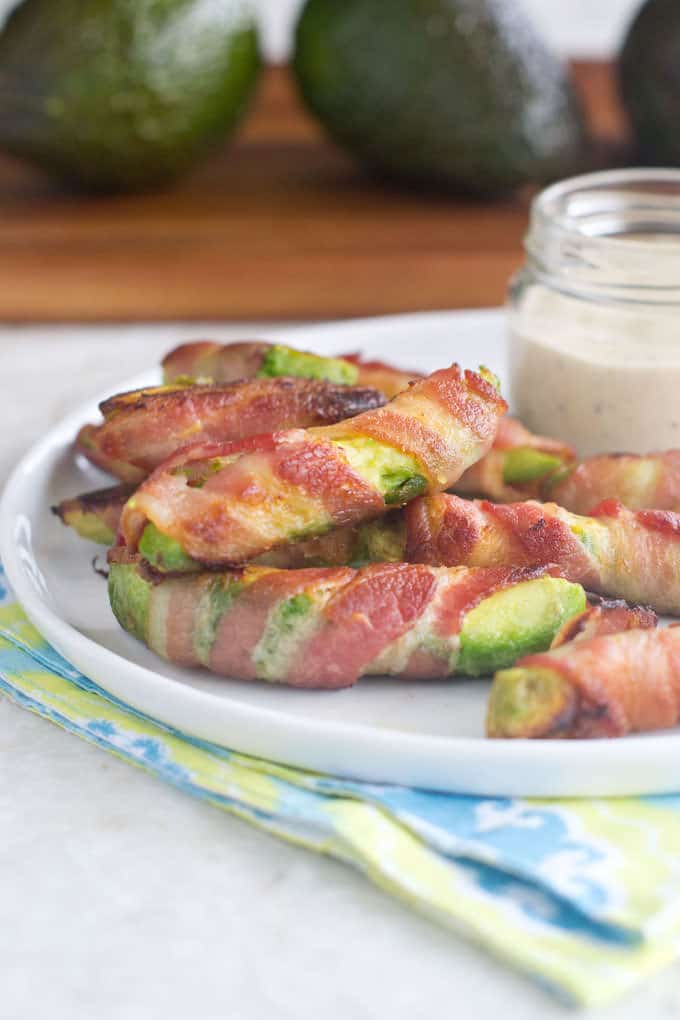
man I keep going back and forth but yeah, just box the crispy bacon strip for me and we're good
[548,450,680,514]
[340,353,423,398]
[161,340,271,384]
[487,625,680,739]
[162,340,419,398]
[404,494,680,615]
[108,554,583,688]
[121,364,507,567]
[549,600,657,648]
[77,377,385,484]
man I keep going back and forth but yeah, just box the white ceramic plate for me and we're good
[3,309,680,797]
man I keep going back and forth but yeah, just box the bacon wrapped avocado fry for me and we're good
[120,364,507,569]
[402,494,680,616]
[108,554,586,688]
[487,623,680,740]
[161,339,419,398]
[76,376,386,485]
[547,450,680,515]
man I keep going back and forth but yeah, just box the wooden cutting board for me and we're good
[0,63,627,322]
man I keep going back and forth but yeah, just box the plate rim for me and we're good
[3,308,680,797]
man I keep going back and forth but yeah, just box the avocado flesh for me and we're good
[0,0,261,192]
[335,436,427,505]
[193,575,244,665]
[294,0,587,197]
[502,448,562,486]
[348,516,406,566]
[138,523,200,573]
[54,485,133,545]
[457,577,586,677]
[108,563,152,643]
[258,346,359,386]
[252,593,315,680]
[487,666,577,738]
[61,508,116,546]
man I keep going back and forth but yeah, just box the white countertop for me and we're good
[3,324,680,1020]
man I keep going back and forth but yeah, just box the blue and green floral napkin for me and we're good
[1,562,680,1007]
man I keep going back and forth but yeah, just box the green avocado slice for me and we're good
[486,666,576,738]
[60,507,116,546]
[257,345,359,385]
[348,516,407,566]
[193,575,245,665]
[252,593,315,680]
[502,448,563,486]
[138,523,200,574]
[335,436,428,506]
[457,576,586,677]
[53,485,132,546]
[108,563,152,643]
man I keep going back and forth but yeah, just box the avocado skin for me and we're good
[620,0,680,164]
[0,0,261,192]
[293,0,586,197]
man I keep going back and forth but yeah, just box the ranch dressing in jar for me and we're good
[509,169,680,457]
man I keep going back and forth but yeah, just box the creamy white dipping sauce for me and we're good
[509,171,680,457]
[510,286,680,457]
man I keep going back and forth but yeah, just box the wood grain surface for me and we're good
[0,62,628,322]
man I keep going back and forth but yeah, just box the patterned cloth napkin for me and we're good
[2,562,680,1007]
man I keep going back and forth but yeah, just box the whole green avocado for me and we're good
[620,0,680,164]
[0,0,261,191]
[293,0,587,197]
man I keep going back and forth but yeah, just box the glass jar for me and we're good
[508,168,680,457]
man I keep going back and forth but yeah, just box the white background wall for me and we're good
[253,0,643,61]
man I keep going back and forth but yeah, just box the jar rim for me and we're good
[526,168,680,300]
[531,167,680,254]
